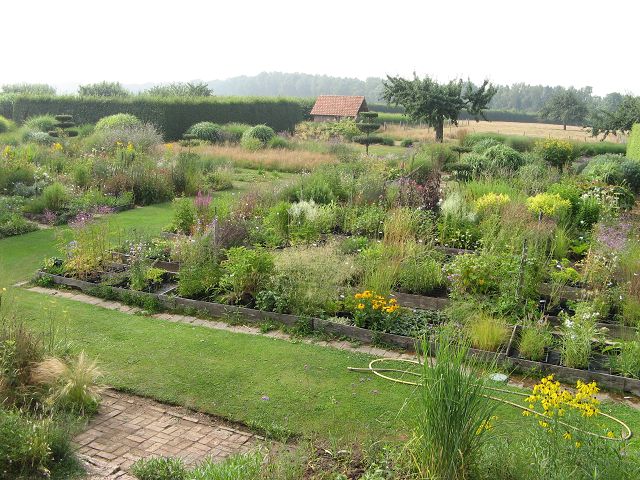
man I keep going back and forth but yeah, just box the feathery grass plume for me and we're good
[31,351,103,414]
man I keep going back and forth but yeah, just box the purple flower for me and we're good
[261,395,270,401]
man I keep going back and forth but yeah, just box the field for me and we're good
[381,120,629,143]
[2,110,640,479]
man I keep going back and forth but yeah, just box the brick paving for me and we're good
[74,389,260,478]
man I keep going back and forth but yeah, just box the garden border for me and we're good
[35,272,640,394]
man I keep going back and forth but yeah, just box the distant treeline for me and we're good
[206,73,626,115]
[1,95,313,140]
[374,110,560,125]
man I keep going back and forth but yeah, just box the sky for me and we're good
[2,0,638,96]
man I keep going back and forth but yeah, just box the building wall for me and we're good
[313,114,353,122]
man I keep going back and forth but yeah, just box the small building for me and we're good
[310,95,368,122]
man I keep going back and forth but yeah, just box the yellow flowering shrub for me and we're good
[526,193,571,218]
[475,192,510,213]
[521,375,617,448]
[352,290,401,331]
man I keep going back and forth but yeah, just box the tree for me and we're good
[356,111,380,154]
[144,82,212,97]
[78,81,130,97]
[1,83,56,95]
[381,74,496,142]
[588,95,640,138]
[539,88,588,130]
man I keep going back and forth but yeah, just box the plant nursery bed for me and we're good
[35,272,640,395]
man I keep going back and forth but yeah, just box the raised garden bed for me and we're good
[36,272,640,395]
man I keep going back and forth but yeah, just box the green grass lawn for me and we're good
[0,201,175,289]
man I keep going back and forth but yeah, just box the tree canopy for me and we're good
[1,83,56,95]
[587,95,640,138]
[78,81,130,97]
[143,82,213,97]
[381,74,496,142]
[539,88,589,130]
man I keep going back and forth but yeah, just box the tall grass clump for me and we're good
[407,332,497,479]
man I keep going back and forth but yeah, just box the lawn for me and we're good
[0,201,175,289]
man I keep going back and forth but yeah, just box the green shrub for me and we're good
[131,456,188,480]
[240,135,264,151]
[400,138,416,147]
[42,182,68,212]
[482,143,525,171]
[95,113,141,131]
[535,138,574,171]
[397,246,445,295]
[188,121,223,143]
[0,213,37,238]
[171,197,196,234]
[268,135,291,149]
[505,135,536,152]
[471,137,503,154]
[189,452,263,479]
[0,408,71,477]
[626,123,640,160]
[463,132,507,148]
[582,154,624,185]
[518,323,553,361]
[204,167,234,191]
[177,236,222,299]
[221,122,252,143]
[242,124,276,144]
[609,339,640,379]
[23,114,57,132]
[0,115,12,133]
[220,246,274,303]
[466,313,510,351]
[621,159,640,193]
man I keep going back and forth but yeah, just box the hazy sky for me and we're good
[3,0,638,95]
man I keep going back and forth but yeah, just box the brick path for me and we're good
[74,389,260,479]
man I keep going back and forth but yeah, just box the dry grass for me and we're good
[382,121,628,143]
[177,144,337,172]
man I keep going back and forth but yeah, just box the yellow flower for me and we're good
[607,431,615,438]
[538,420,549,429]
[563,432,572,440]
[357,303,365,310]
[522,410,531,417]
[52,142,63,151]
[575,441,582,448]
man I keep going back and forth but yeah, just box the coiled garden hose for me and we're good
[348,358,632,441]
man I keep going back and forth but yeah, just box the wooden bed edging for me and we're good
[35,272,640,394]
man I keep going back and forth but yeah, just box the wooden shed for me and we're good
[310,95,368,122]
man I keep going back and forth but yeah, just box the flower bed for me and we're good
[36,271,640,394]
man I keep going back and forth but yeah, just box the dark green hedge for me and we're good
[9,95,314,140]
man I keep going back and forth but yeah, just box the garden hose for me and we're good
[348,358,633,441]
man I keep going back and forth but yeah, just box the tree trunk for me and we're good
[435,121,444,143]
[563,123,567,130]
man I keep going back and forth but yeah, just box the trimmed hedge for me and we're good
[9,95,314,140]
[628,124,640,160]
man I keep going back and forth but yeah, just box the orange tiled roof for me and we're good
[310,95,367,117]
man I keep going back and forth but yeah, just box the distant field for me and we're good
[381,120,628,143]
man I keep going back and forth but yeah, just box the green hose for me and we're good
[348,357,632,441]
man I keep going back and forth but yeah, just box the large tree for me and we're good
[540,88,589,130]
[381,74,497,142]
[78,81,130,97]
[587,95,640,138]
